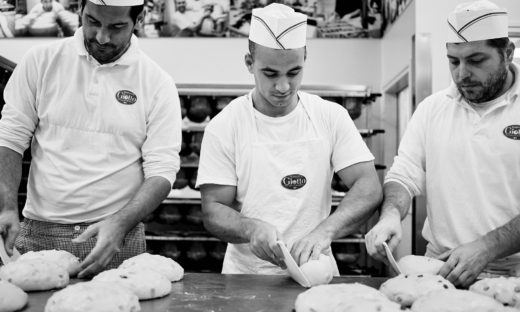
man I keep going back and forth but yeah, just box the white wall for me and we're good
[0,37,381,88]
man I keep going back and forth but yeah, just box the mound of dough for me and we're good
[299,254,334,287]
[44,281,140,312]
[18,250,80,276]
[0,259,69,291]
[93,268,171,300]
[119,253,184,282]
[0,280,28,312]
[398,255,445,275]
[469,277,520,308]
[411,289,506,312]
[295,283,400,312]
[380,273,454,306]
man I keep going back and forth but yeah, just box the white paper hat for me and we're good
[447,0,508,43]
[249,3,307,50]
[88,0,144,6]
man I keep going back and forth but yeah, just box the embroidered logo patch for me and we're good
[503,125,520,140]
[115,90,137,105]
[281,174,307,190]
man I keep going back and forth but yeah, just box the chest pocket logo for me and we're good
[116,90,137,105]
[281,174,307,190]
[503,125,520,140]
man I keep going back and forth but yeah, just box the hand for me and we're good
[290,229,332,266]
[365,209,402,263]
[72,218,127,278]
[0,209,20,256]
[438,240,493,288]
[247,219,285,269]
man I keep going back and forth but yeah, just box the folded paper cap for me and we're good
[88,0,144,6]
[447,0,508,43]
[249,3,307,50]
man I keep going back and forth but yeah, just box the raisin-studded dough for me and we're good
[295,283,401,312]
[44,281,140,312]
[398,255,445,275]
[380,273,454,306]
[93,268,171,300]
[470,277,520,308]
[18,250,80,276]
[0,259,69,291]
[411,289,506,312]
[119,253,184,282]
[0,281,28,312]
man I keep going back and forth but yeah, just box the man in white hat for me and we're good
[0,0,181,277]
[197,3,381,274]
[366,0,519,287]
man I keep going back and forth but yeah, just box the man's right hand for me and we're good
[365,208,402,263]
[247,219,286,269]
[0,209,20,256]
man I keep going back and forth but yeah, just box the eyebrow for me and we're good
[261,65,303,72]
[86,13,129,26]
[447,52,487,59]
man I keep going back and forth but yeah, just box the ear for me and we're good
[244,53,254,74]
[136,9,146,26]
[506,41,515,63]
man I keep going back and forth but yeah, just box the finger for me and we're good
[458,271,475,289]
[438,255,457,278]
[297,244,313,266]
[4,226,20,255]
[310,243,322,261]
[437,250,452,261]
[72,225,98,243]
[387,235,400,251]
[78,261,104,279]
[270,241,285,268]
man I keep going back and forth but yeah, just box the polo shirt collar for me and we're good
[73,27,140,67]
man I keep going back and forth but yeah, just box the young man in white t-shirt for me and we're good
[196,3,382,274]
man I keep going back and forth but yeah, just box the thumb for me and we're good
[72,225,98,243]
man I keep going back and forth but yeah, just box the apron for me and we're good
[222,91,340,275]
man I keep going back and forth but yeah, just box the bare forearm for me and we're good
[381,181,412,220]
[110,176,171,233]
[482,215,520,261]
[318,175,382,240]
[202,202,258,244]
[0,147,22,212]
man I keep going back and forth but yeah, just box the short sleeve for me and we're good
[384,99,429,197]
[330,104,374,172]
[196,119,237,187]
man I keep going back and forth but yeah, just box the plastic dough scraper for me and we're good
[276,240,311,288]
[0,235,20,264]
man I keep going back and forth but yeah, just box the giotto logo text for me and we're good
[281,174,307,190]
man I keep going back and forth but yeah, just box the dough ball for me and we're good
[380,273,454,306]
[469,277,520,308]
[93,268,171,300]
[0,259,69,291]
[0,280,28,312]
[119,253,184,282]
[18,250,81,276]
[411,289,506,312]
[44,281,140,312]
[398,255,445,275]
[294,283,399,312]
[299,254,334,287]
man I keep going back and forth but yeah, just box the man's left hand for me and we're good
[72,218,127,278]
[438,240,493,288]
[290,230,332,266]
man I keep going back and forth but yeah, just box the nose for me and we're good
[457,62,471,81]
[95,28,110,45]
[275,77,290,94]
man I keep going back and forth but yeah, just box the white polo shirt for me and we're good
[386,63,520,268]
[0,28,181,223]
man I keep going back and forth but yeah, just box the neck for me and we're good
[251,90,299,117]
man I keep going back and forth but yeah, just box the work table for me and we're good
[23,273,387,311]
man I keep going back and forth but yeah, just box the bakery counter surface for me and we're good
[23,273,387,311]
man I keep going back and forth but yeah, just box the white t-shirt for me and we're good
[197,91,374,208]
[0,28,182,223]
[385,62,520,268]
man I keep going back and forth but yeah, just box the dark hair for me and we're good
[486,37,510,61]
[80,0,144,24]
[248,39,307,60]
